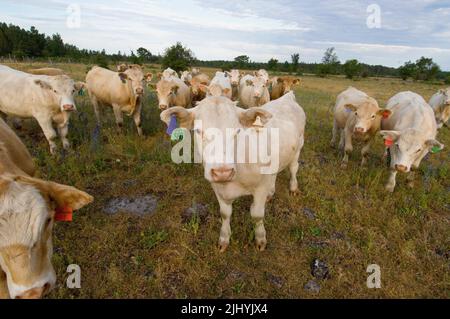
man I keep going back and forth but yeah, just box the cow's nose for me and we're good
[211,167,235,183]
[62,104,75,111]
[159,105,168,110]
[135,88,144,95]
[15,285,47,299]
[395,164,408,173]
[354,127,365,133]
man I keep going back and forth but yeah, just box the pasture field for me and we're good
[3,62,449,298]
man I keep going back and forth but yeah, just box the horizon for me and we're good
[1,0,450,71]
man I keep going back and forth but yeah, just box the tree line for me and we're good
[1,22,448,83]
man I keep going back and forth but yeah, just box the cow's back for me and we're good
[0,118,36,176]
[86,67,129,105]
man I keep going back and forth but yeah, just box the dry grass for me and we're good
[3,62,449,298]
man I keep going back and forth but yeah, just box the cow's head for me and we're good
[226,70,241,87]
[435,88,450,128]
[380,129,444,173]
[34,76,85,112]
[0,175,93,299]
[254,69,269,84]
[345,98,391,134]
[156,79,179,110]
[162,68,177,79]
[161,97,272,183]
[277,76,301,95]
[118,65,151,96]
[190,80,208,100]
[246,76,267,101]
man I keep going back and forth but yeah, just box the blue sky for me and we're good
[1,0,450,69]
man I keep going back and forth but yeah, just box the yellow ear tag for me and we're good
[252,116,264,128]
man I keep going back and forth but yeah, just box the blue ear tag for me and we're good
[345,108,352,113]
[431,146,441,154]
[166,115,177,135]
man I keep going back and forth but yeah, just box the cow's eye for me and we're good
[53,90,57,93]
[416,149,422,153]
[371,115,376,119]
[355,112,358,116]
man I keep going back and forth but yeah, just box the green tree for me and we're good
[46,33,65,57]
[291,53,300,73]
[319,47,340,76]
[161,42,195,73]
[398,61,416,80]
[234,55,250,68]
[267,58,278,71]
[414,57,440,81]
[343,59,362,79]
[136,47,152,62]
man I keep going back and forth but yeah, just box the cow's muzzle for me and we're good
[135,88,144,95]
[211,167,235,183]
[15,283,51,299]
[395,164,408,173]
[159,104,168,110]
[62,104,75,112]
[354,127,366,134]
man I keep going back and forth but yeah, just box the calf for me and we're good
[154,77,191,110]
[239,75,270,108]
[0,118,93,299]
[160,92,305,252]
[0,65,84,154]
[332,87,391,168]
[381,91,444,192]
[270,76,301,100]
[86,65,152,136]
[429,88,450,129]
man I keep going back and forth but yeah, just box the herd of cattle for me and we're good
[0,63,448,299]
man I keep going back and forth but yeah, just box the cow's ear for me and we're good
[377,109,392,118]
[253,71,258,76]
[380,130,401,141]
[160,107,194,129]
[293,78,301,85]
[144,73,153,82]
[34,79,52,90]
[246,79,253,86]
[223,88,231,96]
[74,82,85,91]
[13,176,93,211]
[198,83,208,92]
[344,103,358,112]
[277,77,284,83]
[239,108,273,127]
[425,139,444,152]
[118,73,128,81]
[157,72,163,80]
[117,64,128,72]
[171,85,179,94]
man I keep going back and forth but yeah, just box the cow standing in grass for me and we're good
[332,87,392,168]
[0,65,84,154]
[380,91,444,192]
[270,76,301,100]
[239,75,270,108]
[153,75,192,111]
[0,118,93,299]
[85,65,152,136]
[429,88,450,129]
[225,69,242,101]
[161,92,305,252]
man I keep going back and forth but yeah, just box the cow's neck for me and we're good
[125,80,137,114]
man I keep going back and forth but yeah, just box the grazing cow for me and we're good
[225,69,241,101]
[332,87,392,168]
[254,69,270,84]
[0,65,84,154]
[0,118,93,299]
[85,65,152,136]
[154,77,191,110]
[270,76,301,100]
[160,92,305,252]
[190,73,211,103]
[27,68,66,76]
[380,91,444,192]
[429,88,450,129]
[209,72,232,99]
[239,75,270,108]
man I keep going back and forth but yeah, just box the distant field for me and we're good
[2,62,449,298]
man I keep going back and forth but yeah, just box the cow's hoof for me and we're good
[385,185,395,193]
[289,189,300,196]
[256,241,267,252]
[218,243,229,253]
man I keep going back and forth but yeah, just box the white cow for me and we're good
[429,88,450,129]
[255,69,270,84]
[208,71,232,99]
[0,65,84,154]
[225,69,241,101]
[160,92,306,252]
[159,68,178,80]
[239,75,270,108]
[380,91,444,192]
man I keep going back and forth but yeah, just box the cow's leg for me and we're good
[289,150,301,195]
[266,175,277,203]
[54,112,71,150]
[89,93,101,127]
[385,169,398,193]
[361,139,373,167]
[112,104,124,132]
[330,119,339,147]
[217,196,233,253]
[338,129,345,150]
[251,187,270,252]
[35,115,58,154]
[341,128,353,169]
[133,103,143,136]
[0,269,9,299]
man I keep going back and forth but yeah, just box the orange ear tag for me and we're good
[55,205,73,222]
[382,111,390,119]
[384,138,393,147]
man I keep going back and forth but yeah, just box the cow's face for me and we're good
[156,80,179,110]
[161,97,272,183]
[436,88,450,128]
[226,70,241,87]
[380,129,444,173]
[246,77,267,100]
[162,68,177,79]
[255,69,269,84]
[0,175,93,299]
[119,66,148,96]
[180,71,192,84]
[278,77,301,94]
[34,76,84,112]
[345,99,390,134]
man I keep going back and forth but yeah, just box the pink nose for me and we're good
[63,104,75,111]
[15,283,50,299]
[159,104,168,110]
[395,164,407,172]
[211,167,235,182]
[355,127,365,133]
[135,88,144,94]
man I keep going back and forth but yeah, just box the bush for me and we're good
[343,59,362,79]
[161,42,195,73]
[445,76,450,85]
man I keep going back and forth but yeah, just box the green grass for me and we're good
[4,62,449,298]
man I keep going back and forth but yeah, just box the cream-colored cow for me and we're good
[239,75,270,108]
[270,76,301,100]
[154,77,192,110]
[225,70,241,101]
[429,88,450,129]
[0,118,93,299]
